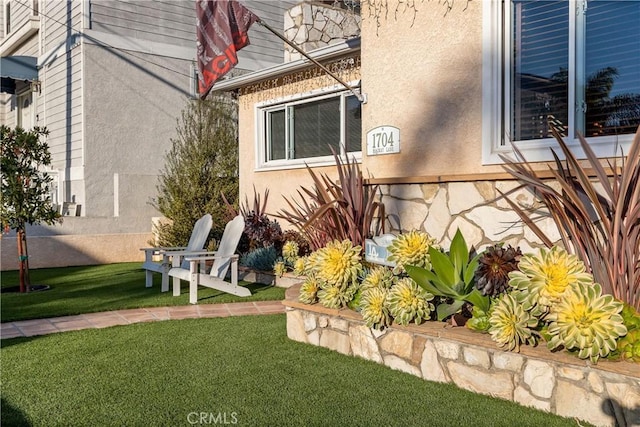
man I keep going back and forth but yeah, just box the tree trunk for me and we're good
[17,228,31,293]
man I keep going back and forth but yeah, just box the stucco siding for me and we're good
[360,1,501,178]
[82,43,191,218]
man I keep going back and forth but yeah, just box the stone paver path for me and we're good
[0,301,285,339]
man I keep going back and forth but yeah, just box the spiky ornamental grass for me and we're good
[509,246,594,317]
[387,278,435,326]
[546,282,627,363]
[359,287,392,330]
[299,276,321,304]
[311,239,363,287]
[475,244,522,297]
[282,240,300,264]
[360,265,396,293]
[387,230,438,274]
[488,293,539,352]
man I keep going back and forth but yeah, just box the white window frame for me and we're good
[255,83,362,171]
[482,0,636,165]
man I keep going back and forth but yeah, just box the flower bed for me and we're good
[283,284,640,427]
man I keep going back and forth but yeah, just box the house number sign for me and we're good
[366,126,400,156]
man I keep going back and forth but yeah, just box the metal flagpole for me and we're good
[256,19,365,103]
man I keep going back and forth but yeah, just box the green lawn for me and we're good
[0,314,589,427]
[0,263,285,322]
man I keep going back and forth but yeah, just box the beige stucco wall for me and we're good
[236,54,362,222]
[360,0,503,178]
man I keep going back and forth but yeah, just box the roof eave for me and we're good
[211,37,361,92]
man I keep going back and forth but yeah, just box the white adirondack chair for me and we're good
[141,214,213,292]
[169,214,249,304]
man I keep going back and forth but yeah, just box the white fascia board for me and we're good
[211,37,361,92]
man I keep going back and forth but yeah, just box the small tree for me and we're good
[152,96,239,246]
[1,126,61,292]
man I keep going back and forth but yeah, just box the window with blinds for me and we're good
[262,91,362,167]
[508,0,640,142]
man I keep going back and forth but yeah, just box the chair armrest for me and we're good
[185,253,239,262]
[140,246,187,253]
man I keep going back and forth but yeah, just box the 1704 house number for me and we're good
[366,126,400,155]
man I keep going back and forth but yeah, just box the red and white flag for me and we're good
[196,0,260,99]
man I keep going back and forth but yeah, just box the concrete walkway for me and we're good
[0,301,285,339]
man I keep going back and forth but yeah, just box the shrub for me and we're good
[152,96,238,247]
[240,246,279,272]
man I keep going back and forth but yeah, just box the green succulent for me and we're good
[360,265,396,292]
[613,328,640,363]
[387,230,437,273]
[466,305,491,332]
[387,277,435,326]
[546,282,627,363]
[359,287,392,330]
[282,240,300,264]
[318,282,359,309]
[299,276,321,304]
[311,239,363,287]
[488,293,538,352]
[273,260,287,277]
[620,303,640,331]
[293,257,308,276]
[509,246,594,317]
[406,229,489,321]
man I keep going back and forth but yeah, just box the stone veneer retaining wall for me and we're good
[378,180,564,253]
[284,285,640,427]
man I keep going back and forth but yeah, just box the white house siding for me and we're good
[5,0,32,33]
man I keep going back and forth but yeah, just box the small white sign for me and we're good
[366,126,400,156]
[364,234,397,267]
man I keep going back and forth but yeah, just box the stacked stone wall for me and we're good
[378,180,563,253]
[284,286,640,427]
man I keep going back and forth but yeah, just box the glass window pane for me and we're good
[268,110,286,161]
[292,97,340,159]
[345,95,362,153]
[512,1,568,140]
[585,1,640,136]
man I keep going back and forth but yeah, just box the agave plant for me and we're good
[509,246,594,317]
[310,239,363,287]
[475,244,522,297]
[406,229,490,321]
[488,293,538,352]
[276,149,385,250]
[387,277,435,326]
[546,282,627,363]
[500,126,640,310]
[387,230,438,274]
[359,287,392,330]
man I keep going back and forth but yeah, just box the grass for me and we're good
[0,314,590,427]
[0,263,285,322]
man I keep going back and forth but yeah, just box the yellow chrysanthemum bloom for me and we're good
[488,293,538,352]
[387,230,437,273]
[282,241,299,264]
[547,282,627,363]
[359,287,392,330]
[360,265,395,292]
[273,261,287,277]
[311,240,362,287]
[387,277,434,326]
[509,246,593,316]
